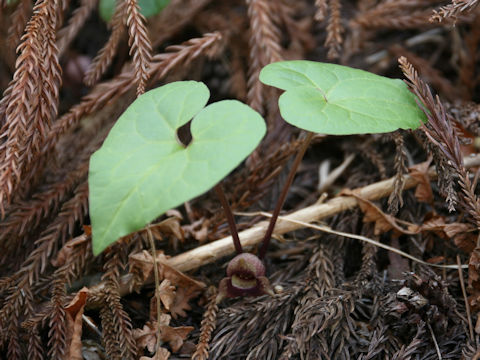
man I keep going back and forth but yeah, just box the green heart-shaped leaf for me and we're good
[260,60,427,135]
[89,81,266,255]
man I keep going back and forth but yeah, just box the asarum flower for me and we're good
[216,253,274,303]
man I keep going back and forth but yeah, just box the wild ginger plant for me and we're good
[89,60,428,301]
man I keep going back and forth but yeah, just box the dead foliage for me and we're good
[0,0,480,359]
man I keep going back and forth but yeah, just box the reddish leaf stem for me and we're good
[259,131,314,259]
[215,183,243,254]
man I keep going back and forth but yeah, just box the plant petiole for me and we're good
[215,183,243,254]
[259,131,314,259]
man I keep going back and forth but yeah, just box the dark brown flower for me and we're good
[216,253,274,303]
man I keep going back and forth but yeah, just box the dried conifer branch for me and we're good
[246,0,283,114]
[56,0,98,55]
[6,0,32,63]
[49,32,223,156]
[359,141,387,179]
[1,179,89,295]
[431,0,479,22]
[391,324,425,359]
[388,132,407,214]
[42,235,91,359]
[27,323,45,359]
[211,286,301,359]
[100,245,138,360]
[126,0,152,96]
[325,0,343,59]
[269,1,315,60]
[315,0,328,21]
[389,45,457,101]
[0,162,87,270]
[83,0,127,86]
[399,56,480,312]
[0,82,14,126]
[48,267,68,359]
[0,124,105,269]
[192,286,219,360]
[148,0,211,48]
[354,1,474,30]
[0,0,61,216]
[0,281,29,352]
[100,303,121,359]
[0,8,42,217]
[22,0,62,185]
[7,318,22,359]
[399,57,480,225]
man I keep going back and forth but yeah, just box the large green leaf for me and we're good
[89,81,266,255]
[260,60,427,135]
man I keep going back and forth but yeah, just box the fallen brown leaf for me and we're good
[159,325,194,352]
[134,322,157,353]
[409,158,434,204]
[183,217,210,242]
[134,314,193,354]
[157,279,176,311]
[445,222,477,253]
[65,287,89,360]
[150,216,185,242]
[129,250,206,290]
[129,250,169,282]
[149,283,176,320]
[170,286,200,319]
[342,189,418,236]
[51,233,90,267]
[134,315,170,353]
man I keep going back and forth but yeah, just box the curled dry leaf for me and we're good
[129,250,169,282]
[65,287,89,360]
[182,217,210,242]
[157,279,176,311]
[134,315,171,352]
[150,216,185,242]
[129,250,206,289]
[159,324,194,352]
[149,281,176,319]
[445,222,477,253]
[342,189,418,236]
[409,158,434,204]
[417,216,448,237]
[51,233,90,267]
[129,250,205,318]
[133,315,194,354]
[412,216,477,253]
[170,286,197,318]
